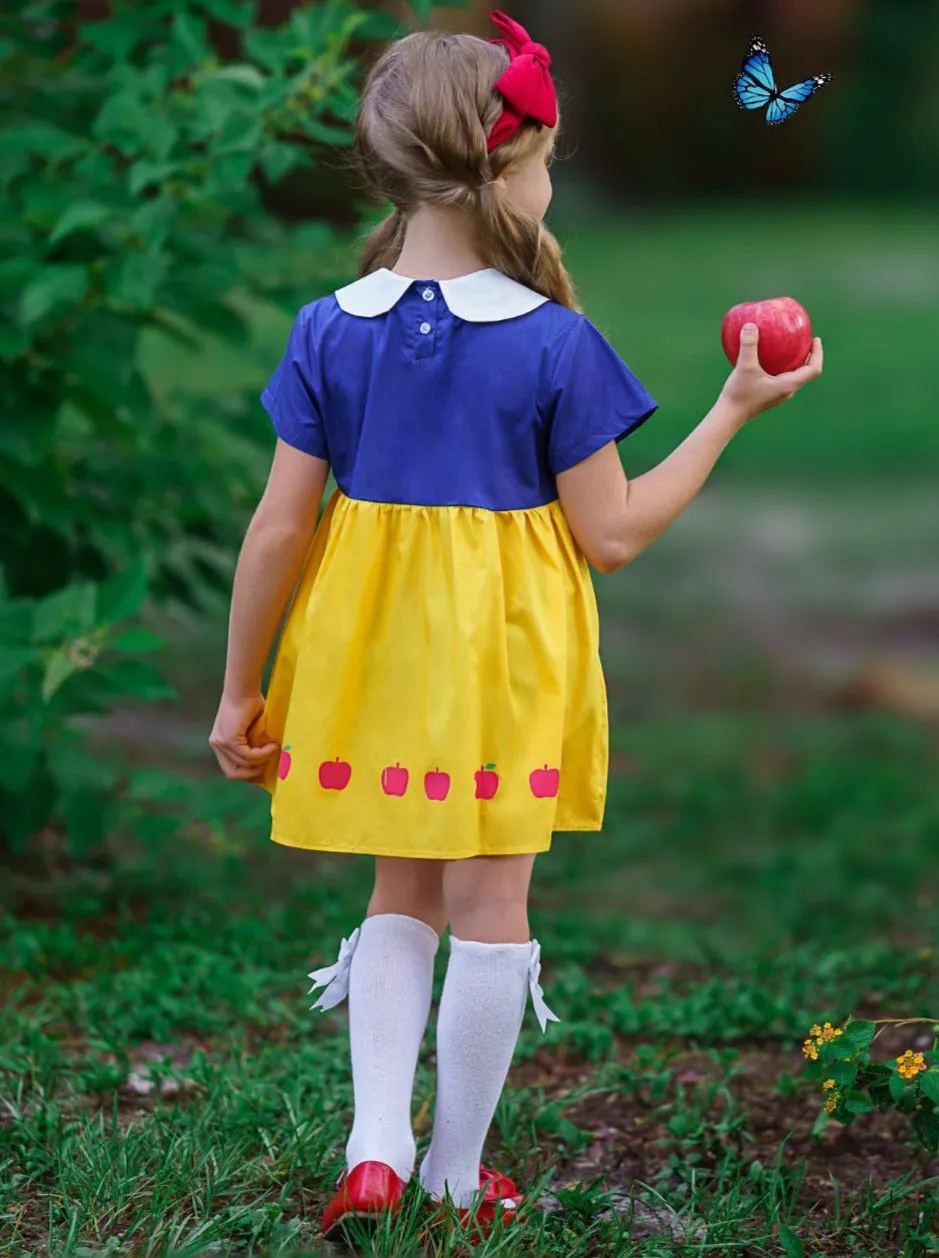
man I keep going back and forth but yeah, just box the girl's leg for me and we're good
[344,857,446,1179]
[420,854,539,1206]
[366,855,448,936]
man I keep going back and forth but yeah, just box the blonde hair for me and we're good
[354,31,579,312]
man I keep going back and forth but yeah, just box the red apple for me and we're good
[381,763,409,797]
[319,757,351,791]
[424,767,451,801]
[529,765,560,799]
[278,745,292,781]
[475,764,500,800]
[721,298,813,376]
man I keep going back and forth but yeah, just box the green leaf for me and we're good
[80,12,152,60]
[778,1224,804,1258]
[300,118,354,147]
[129,198,178,248]
[920,1072,939,1104]
[20,264,92,326]
[95,562,150,625]
[217,109,264,155]
[844,1089,873,1114]
[33,583,97,644]
[42,648,80,702]
[194,0,256,29]
[110,626,164,654]
[128,160,181,197]
[204,153,254,194]
[48,201,113,247]
[841,1020,877,1050]
[357,11,404,41]
[0,122,83,163]
[259,142,304,184]
[809,1108,829,1139]
[94,94,178,160]
[0,256,41,291]
[65,311,139,393]
[106,253,167,309]
[95,658,175,702]
[208,64,266,90]
[172,10,210,62]
[888,1071,908,1103]
[0,646,38,688]
[826,1059,859,1086]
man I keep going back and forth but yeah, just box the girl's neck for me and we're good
[392,205,488,281]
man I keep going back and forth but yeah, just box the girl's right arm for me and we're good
[558,325,824,574]
[210,440,329,781]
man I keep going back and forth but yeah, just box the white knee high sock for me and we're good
[325,914,439,1181]
[419,937,558,1207]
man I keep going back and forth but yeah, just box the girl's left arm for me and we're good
[210,440,329,781]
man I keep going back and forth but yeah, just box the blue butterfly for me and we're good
[734,36,832,126]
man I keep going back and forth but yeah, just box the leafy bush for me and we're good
[0,0,459,855]
[803,1017,939,1153]
[0,562,173,853]
[2,0,385,604]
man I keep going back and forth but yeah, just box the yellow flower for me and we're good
[802,1039,819,1061]
[819,1023,843,1043]
[810,1024,823,1038]
[823,1078,836,1091]
[897,1049,926,1080]
[824,1091,839,1113]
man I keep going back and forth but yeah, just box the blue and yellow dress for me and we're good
[258,268,657,861]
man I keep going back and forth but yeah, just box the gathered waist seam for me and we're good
[333,489,563,517]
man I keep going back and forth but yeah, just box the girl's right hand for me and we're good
[209,692,280,782]
[719,324,824,424]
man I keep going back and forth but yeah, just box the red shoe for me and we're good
[479,1166,520,1200]
[426,1166,525,1238]
[321,1161,408,1237]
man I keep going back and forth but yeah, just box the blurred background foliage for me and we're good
[0,0,937,863]
[0,0,421,854]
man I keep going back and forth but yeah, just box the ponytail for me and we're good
[472,180,579,312]
[353,31,579,310]
[359,207,407,277]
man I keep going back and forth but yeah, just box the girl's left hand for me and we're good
[209,692,279,782]
[720,324,824,424]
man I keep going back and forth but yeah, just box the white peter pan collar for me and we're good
[335,267,549,323]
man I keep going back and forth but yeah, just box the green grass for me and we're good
[2,714,939,1256]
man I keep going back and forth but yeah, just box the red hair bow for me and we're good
[487,10,558,152]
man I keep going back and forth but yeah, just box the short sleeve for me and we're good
[260,306,330,461]
[546,317,658,476]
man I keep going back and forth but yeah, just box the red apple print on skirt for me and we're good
[424,767,450,801]
[530,765,560,798]
[319,758,352,791]
[475,764,499,800]
[278,745,292,781]
[382,763,409,797]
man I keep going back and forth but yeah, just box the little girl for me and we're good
[210,9,822,1238]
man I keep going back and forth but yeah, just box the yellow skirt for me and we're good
[259,491,609,860]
